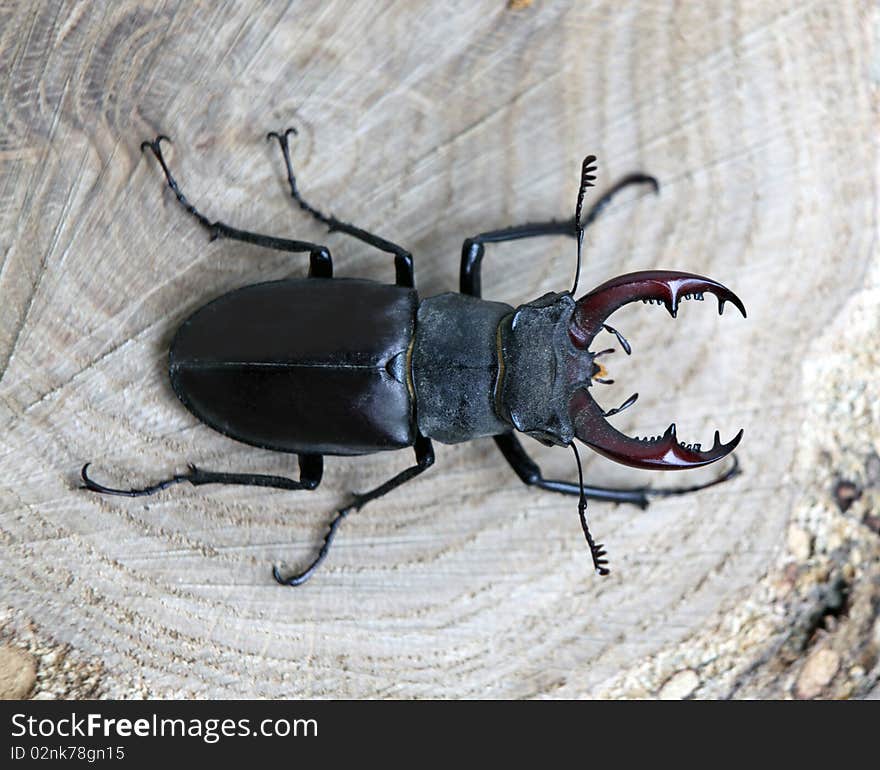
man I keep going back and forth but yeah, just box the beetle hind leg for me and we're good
[267,127,415,287]
[140,135,333,278]
[80,454,324,497]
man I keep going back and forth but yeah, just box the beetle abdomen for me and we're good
[169,278,418,455]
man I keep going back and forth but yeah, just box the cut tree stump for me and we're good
[0,0,877,698]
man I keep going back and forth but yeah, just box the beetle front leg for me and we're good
[273,435,435,586]
[461,220,577,298]
[460,173,658,299]
[494,433,740,507]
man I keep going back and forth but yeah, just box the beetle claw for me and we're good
[140,135,171,155]
[266,127,298,144]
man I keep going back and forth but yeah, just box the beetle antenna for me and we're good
[570,443,610,576]
[571,155,598,296]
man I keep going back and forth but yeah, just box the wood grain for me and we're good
[0,0,876,698]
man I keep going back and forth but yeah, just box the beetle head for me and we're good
[499,271,745,470]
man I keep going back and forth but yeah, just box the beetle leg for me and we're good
[267,128,415,287]
[461,220,576,297]
[493,433,740,509]
[80,454,323,497]
[140,136,333,276]
[460,173,659,298]
[579,172,659,231]
[273,435,435,586]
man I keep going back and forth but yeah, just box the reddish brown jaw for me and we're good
[567,270,745,470]
[569,270,746,349]
[570,389,742,470]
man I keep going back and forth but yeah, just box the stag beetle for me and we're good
[82,128,746,585]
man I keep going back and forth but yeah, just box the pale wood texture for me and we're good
[1,0,877,698]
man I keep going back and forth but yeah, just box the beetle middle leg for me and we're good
[140,136,333,278]
[273,435,435,586]
[267,128,415,287]
[495,433,741,508]
[81,454,323,496]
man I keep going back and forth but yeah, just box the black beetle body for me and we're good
[83,131,745,585]
[171,278,419,455]
[171,281,612,453]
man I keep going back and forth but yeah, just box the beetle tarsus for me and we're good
[644,454,742,498]
[273,505,351,587]
[271,493,395,587]
[140,134,214,231]
[81,456,325,497]
[80,462,191,497]
[266,127,298,143]
[495,432,742,510]
[139,134,171,154]
[459,167,659,302]
[268,126,416,287]
[580,172,660,232]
